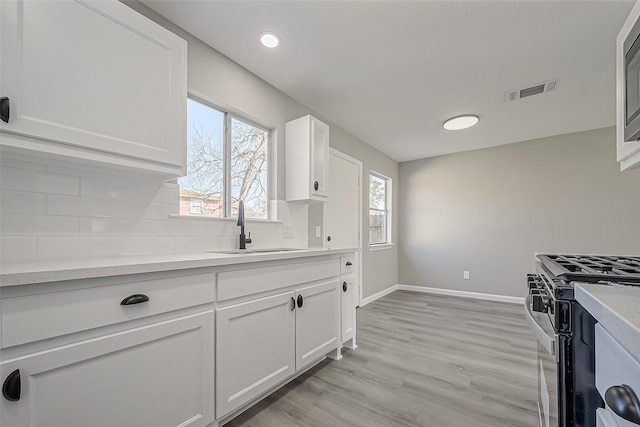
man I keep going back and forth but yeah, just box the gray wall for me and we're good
[125,1,399,299]
[398,127,640,298]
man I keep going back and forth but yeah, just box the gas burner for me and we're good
[537,254,640,284]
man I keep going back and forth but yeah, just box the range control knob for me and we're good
[532,294,549,313]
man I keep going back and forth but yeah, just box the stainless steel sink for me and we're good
[207,248,307,255]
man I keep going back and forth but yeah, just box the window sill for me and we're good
[368,243,394,251]
[169,214,282,224]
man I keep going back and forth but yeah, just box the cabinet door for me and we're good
[0,311,214,427]
[340,276,355,343]
[0,0,187,174]
[295,280,339,370]
[311,117,330,197]
[216,292,296,418]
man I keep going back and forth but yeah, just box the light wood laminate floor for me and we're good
[224,291,539,427]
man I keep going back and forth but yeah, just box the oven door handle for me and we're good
[524,294,556,355]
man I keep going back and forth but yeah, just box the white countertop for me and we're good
[0,247,358,287]
[575,283,640,361]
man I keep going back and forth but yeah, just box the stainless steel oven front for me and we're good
[525,283,558,427]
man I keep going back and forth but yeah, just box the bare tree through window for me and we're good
[179,99,268,219]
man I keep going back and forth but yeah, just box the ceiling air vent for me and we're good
[506,79,558,102]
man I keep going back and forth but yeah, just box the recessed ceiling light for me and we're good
[443,115,479,131]
[260,32,280,48]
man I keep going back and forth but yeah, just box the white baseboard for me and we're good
[360,284,399,306]
[396,284,524,305]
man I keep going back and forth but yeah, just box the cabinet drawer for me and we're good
[596,324,640,427]
[1,272,215,348]
[341,255,356,275]
[217,258,340,302]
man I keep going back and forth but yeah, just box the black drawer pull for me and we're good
[120,294,150,306]
[290,297,295,311]
[345,261,352,266]
[297,294,304,308]
[314,181,319,191]
[0,97,9,123]
[343,282,348,292]
[605,384,640,425]
[3,369,20,402]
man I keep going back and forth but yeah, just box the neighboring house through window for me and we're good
[178,97,269,219]
[369,172,391,246]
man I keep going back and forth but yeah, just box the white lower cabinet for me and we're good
[0,311,215,427]
[216,279,340,419]
[340,275,355,344]
[295,280,340,370]
[216,292,296,418]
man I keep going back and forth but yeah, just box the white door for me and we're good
[325,150,360,249]
[340,275,355,343]
[0,0,186,171]
[216,292,296,418]
[0,311,214,427]
[295,280,340,371]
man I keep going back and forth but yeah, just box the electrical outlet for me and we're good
[463,271,470,280]
[315,226,321,238]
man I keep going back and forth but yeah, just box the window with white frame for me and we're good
[178,98,269,219]
[189,198,203,215]
[369,172,391,245]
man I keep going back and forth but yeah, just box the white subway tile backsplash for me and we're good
[80,177,163,203]
[37,236,123,259]
[1,167,80,196]
[0,237,37,262]
[151,186,179,205]
[0,156,308,262]
[1,213,79,236]
[47,194,125,217]
[79,217,137,235]
[125,202,178,220]
[120,237,176,256]
[0,155,47,172]
[174,235,237,253]
[1,190,46,214]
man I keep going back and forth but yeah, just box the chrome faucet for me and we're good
[237,200,252,250]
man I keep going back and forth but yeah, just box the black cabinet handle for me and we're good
[327,236,331,242]
[297,294,304,308]
[290,297,295,311]
[314,181,319,191]
[120,294,149,306]
[346,261,352,266]
[0,97,9,123]
[3,369,20,402]
[343,282,348,292]
[606,385,640,425]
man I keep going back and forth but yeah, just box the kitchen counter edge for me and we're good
[575,283,640,362]
[0,248,359,287]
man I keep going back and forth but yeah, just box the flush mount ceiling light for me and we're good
[260,32,280,48]
[443,115,479,131]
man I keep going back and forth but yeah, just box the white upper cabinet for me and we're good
[0,0,187,177]
[617,1,640,170]
[286,115,330,201]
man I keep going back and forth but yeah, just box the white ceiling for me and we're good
[142,0,635,162]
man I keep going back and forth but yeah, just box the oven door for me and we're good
[525,294,559,427]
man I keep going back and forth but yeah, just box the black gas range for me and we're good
[525,254,640,427]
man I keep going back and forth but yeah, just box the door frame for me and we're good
[326,148,363,307]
